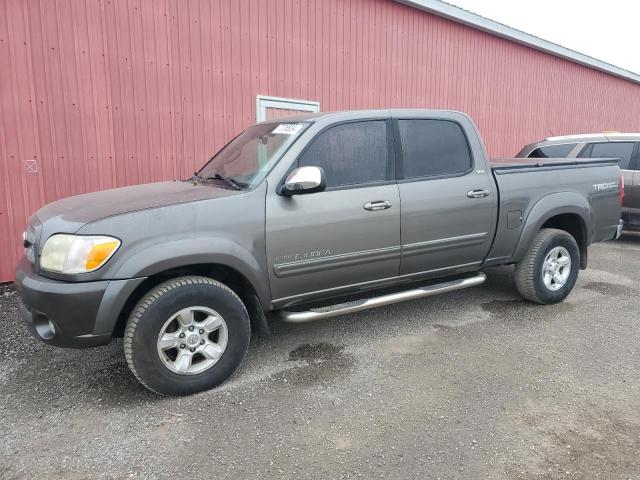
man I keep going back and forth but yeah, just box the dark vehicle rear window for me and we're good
[528,143,577,158]
[578,142,635,170]
[398,119,472,178]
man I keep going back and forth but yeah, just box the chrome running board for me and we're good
[279,273,486,323]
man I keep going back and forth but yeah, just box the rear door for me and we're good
[265,119,401,304]
[394,117,497,277]
[579,141,638,227]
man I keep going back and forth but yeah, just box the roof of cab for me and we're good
[259,108,468,124]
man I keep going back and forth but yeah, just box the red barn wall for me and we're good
[2,0,640,282]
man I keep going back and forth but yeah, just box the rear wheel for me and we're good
[514,228,580,304]
[124,276,250,396]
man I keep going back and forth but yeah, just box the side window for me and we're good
[579,142,635,170]
[398,119,472,179]
[529,143,577,158]
[297,121,388,188]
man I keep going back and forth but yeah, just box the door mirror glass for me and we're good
[282,166,326,195]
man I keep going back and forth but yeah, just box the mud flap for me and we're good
[245,294,271,339]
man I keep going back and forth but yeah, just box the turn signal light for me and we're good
[85,241,120,271]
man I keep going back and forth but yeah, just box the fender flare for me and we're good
[511,192,591,264]
[112,237,271,307]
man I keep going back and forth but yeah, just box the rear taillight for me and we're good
[620,173,625,206]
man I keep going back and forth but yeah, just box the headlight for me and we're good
[40,234,121,274]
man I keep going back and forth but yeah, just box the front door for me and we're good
[266,119,400,305]
[394,118,497,276]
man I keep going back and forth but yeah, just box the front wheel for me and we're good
[124,276,251,396]
[514,228,580,304]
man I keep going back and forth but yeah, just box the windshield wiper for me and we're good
[205,173,246,190]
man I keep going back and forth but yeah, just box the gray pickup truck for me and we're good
[16,109,622,395]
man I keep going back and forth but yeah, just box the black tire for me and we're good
[514,228,580,304]
[124,276,250,396]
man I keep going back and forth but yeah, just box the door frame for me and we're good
[391,116,477,183]
[275,117,397,192]
[390,115,498,276]
[264,115,402,306]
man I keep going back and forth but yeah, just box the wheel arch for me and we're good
[110,261,265,339]
[112,237,270,302]
[540,213,588,269]
[512,193,591,269]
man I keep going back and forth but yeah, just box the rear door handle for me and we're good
[467,189,490,198]
[364,200,392,211]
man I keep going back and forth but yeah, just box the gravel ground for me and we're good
[1,235,639,480]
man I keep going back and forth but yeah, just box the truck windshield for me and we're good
[197,122,308,188]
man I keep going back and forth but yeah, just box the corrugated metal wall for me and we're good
[2,0,640,282]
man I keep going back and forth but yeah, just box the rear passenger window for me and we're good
[398,120,472,178]
[579,142,635,170]
[297,121,388,187]
[529,143,577,158]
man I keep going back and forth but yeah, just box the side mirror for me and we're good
[281,166,326,196]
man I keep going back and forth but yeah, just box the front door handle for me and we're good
[467,189,490,198]
[364,200,392,211]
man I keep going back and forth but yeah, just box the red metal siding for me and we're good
[2,0,640,282]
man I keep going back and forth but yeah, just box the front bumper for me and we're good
[15,257,145,348]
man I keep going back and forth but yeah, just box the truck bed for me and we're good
[484,156,621,267]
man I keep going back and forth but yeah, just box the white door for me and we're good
[256,95,319,122]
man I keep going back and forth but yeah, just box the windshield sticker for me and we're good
[273,124,303,135]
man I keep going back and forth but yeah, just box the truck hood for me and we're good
[35,181,240,227]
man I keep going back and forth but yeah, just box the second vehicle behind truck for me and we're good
[16,110,623,395]
[518,133,640,231]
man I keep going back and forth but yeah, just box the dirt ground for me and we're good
[1,234,639,479]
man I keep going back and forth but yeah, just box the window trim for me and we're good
[577,140,637,171]
[393,117,475,183]
[256,95,320,122]
[285,118,396,192]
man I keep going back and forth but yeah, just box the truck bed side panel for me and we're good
[485,162,621,266]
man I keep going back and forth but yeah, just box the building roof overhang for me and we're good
[394,0,640,85]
